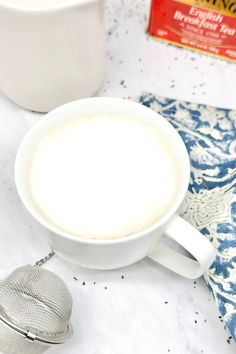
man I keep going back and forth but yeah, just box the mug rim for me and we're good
[15,97,190,246]
[0,0,97,13]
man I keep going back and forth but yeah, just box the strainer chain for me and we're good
[35,250,55,267]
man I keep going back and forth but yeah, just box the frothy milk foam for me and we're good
[29,115,180,240]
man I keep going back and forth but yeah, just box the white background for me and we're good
[0,0,235,353]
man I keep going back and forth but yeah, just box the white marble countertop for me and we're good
[0,0,235,353]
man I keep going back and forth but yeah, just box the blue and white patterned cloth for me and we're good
[139,93,236,341]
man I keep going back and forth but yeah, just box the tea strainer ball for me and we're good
[0,257,73,354]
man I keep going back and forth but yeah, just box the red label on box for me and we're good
[148,0,236,61]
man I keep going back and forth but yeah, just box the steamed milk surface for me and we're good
[29,115,179,240]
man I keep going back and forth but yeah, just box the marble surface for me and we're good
[0,0,235,353]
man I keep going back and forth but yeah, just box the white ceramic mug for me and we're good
[15,98,216,279]
[0,0,105,112]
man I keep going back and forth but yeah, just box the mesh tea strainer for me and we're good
[0,251,73,354]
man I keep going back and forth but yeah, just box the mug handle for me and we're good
[148,216,216,279]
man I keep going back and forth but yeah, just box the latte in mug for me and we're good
[29,115,180,240]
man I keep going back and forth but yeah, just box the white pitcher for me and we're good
[0,0,106,112]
